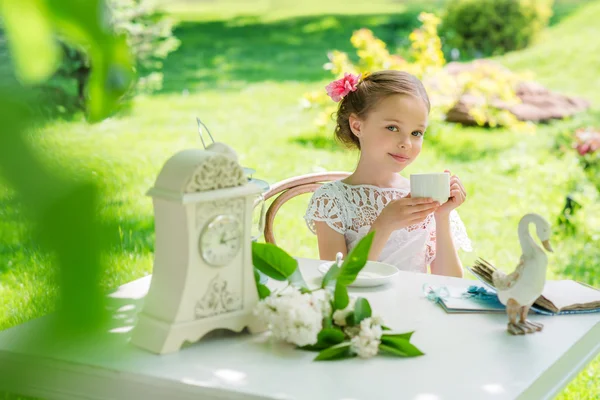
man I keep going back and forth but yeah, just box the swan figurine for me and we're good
[491,213,554,335]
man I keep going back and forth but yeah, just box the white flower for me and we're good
[313,292,331,318]
[360,317,383,341]
[254,288,323,347]
[371,314,384,327]
[332,298,356,327]
[349,317,383,359]
[351,335,379,358]
[332,309,346,326]
[344,325,360,338]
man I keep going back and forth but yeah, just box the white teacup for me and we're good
[410,172,450,204]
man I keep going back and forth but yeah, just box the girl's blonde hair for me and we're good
[334,70,430,149]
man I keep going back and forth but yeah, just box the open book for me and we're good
[434,286,507,314]
[467,258,600,315]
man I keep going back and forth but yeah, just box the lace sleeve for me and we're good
[304,185,346,235]
[449,209,473,252]
[425,210,473,265]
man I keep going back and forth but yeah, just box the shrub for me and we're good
[440,0,553,58]
[51,0,180,109]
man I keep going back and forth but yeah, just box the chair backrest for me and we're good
[260,171,350,245]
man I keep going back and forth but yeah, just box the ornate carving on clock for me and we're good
[184,154,245,193]
[195,274,242,318]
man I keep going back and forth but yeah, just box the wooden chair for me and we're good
[256,171,350,245]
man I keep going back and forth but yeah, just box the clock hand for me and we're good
[219,231,228,244]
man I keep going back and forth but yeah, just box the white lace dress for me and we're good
[304,180,473,273]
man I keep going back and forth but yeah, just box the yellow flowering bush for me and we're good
[451,62,526,128]
[302,12,530,132]
[408,12,445,77]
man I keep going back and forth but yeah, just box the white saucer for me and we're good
[318,261,399,288]
[249,178,270,192]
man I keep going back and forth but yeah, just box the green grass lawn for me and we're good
[1,0,599,399]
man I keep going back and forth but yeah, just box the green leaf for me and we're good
[253,267,270,299]
[379,344,409,357]
[333,282,349,310]
[354,297,372,324]
[1,0,60,83]
[288,267,310,293]
[337,232,375,286]
[380,336,425,357]
[382,331,414,341]
[299,344,321,352]
[321,263,340,289]
[252,242,298,281]
[346,311,359,326]
[345,311,356,326]
[301,328,346,351]
[382,325,392,331]
[319,328,345,345]
[256,284,271,300]
[314,342,353,361]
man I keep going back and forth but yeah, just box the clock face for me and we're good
[199,214,242,266]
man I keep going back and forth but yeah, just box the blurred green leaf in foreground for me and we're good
[0,0,136,336]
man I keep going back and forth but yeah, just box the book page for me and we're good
[542,280,600,311]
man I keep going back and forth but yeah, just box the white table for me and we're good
[0,258,598,400]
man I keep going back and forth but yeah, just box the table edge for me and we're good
[518,321,600,399]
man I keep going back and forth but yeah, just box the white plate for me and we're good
[318,260,399,288]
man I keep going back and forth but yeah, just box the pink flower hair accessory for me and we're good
[325,73,361,102]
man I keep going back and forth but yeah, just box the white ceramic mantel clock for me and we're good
[130,142,266,354]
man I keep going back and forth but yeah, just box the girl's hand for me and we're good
[374,194,440,233]
[436,170,466,217]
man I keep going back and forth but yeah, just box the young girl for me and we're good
[304,70,472,277]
